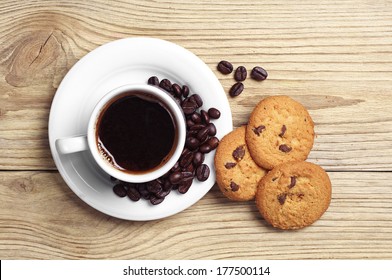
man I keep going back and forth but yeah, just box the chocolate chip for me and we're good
[253,125,266,136]
[279,144,292,153]
[272,177,278,182]
[230,182,240,192]
[225,162,236,169]
[288,176,296,188]
[232,145,245,161]
[279,125,287,137]
[277,193,287,205]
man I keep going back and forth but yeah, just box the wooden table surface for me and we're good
[1,0,392,260]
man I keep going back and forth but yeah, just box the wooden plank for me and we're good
[0,171,391,259]
[0,0,391,171]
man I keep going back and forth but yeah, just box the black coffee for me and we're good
[96,91,176,173]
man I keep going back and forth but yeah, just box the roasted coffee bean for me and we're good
[127,186,141,201]
[199,143,212,154]
[279,125,287,137]
[250,66,268,81]
[193,152,205,167]
[155,188,171,199]
[169,171,183,184]
[182,162,195,174]
[138,184,151,199]
[186,119,195,128]
[180,151,194,167]
[180,171,194,183]
[185,136,200,150]
[208,108,221,119]
[181,148,191,157]
[207,137,219,150]
[170,161,181,173]
[178,180,192,194]
[147,180,162,193]
[113,183,127,197]
[197,127,210,142]
[196,164,210,182]
[200,110,210,124]
[189,124,205,131]
[229,82,244,97]
[182,100,196,115]
[172,83,182,97]
[191,112,202,124]
[190,94,203,107]
[181,85,190,98]
[279,144,292,153]
[159,78,172,92]
[207,123,217,136]
[217,60,233,74]
[234,66,247,82]
[147,76,159,86]
[162,180,173,191]
[150,195,164,205]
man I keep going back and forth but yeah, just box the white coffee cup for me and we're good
[55,84,186,183]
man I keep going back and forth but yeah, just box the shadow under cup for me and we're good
[92,86,185,182]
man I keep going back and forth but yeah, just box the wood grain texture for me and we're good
[0,0,392,259]
[0,171,391,259]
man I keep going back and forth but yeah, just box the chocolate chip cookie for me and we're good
[256,161,331,230]
[214,126,267,201]
[246,95,315,170]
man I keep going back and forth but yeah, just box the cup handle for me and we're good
[55,135,88,154]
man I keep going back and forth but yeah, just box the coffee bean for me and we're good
[181,85,190,98]
[179,151,194,167]
[180,171,194,183]
[197,127,210,142]
[150,195,164,205]
[289,176,296,189]
[155,188,171,199]
[169,171,183,184]
[182,100,196,115]
[137,184,151,199]
[185,136,200,150]
[196,164,210,182]
[199,143,212,154]
[193,152,205,167]
[178,180,192,194]
[147,180,162,193]
[200,110,210,124]
[186,119,195,128]
[207,123,217,136]
[229,82,244,97]
[250,66,268,81]
[113,183,127,197]
[189,124,205,132]
[207,137,219,150]
[208,108,221,119]
[159,78,172,92]
[147,76,159,86]
[172,83,182,97]
[217,60,233,74]
[234,66,247,82]
[191,112,202,124]
[190,94,203,107]
[127,186,141,201]
[170,161,181,173]
[182,162,195,174]
[279,125,287,137]
[279,144,292,153]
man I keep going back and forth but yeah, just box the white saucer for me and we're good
[48,37,233,221]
